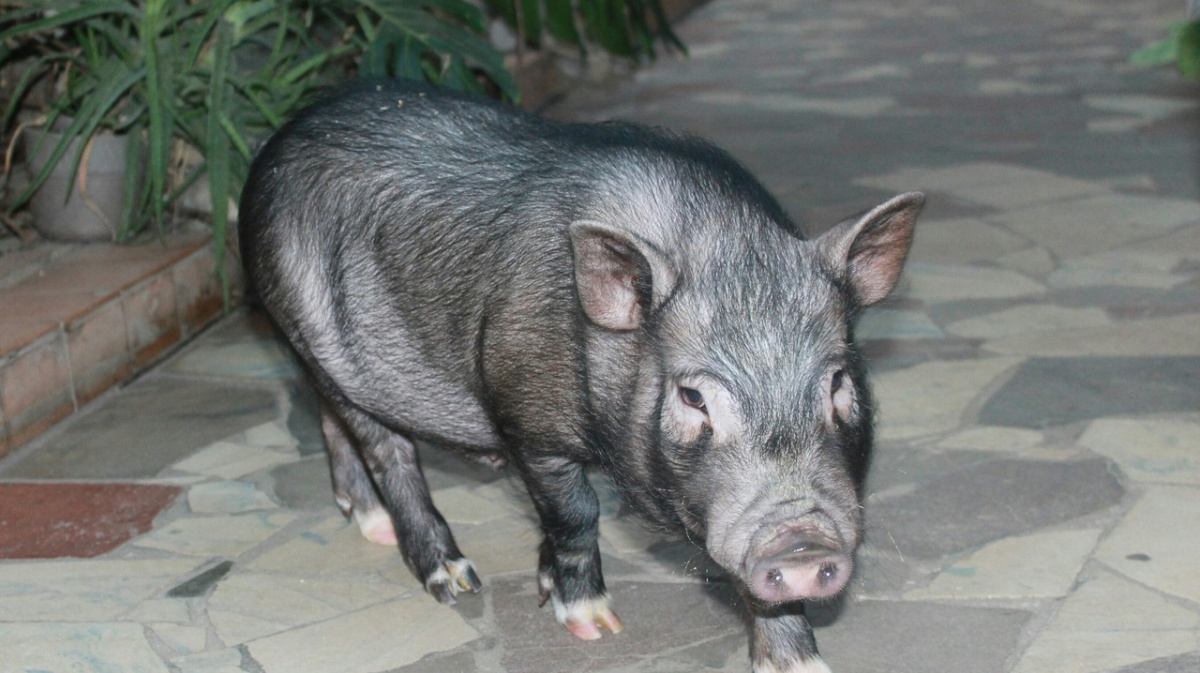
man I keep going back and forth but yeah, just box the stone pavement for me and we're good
[2,0,1199,671]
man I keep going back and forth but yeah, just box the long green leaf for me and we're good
[545,0,583,48]
[0,0,140,42]
[140,0,169,227]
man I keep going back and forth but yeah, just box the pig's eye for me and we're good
[679,387,707,412]
[830,370,845,394]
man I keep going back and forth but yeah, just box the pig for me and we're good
[238,79,923,673]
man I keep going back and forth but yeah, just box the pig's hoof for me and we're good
[427,557,482,604]
[752,655,833,673]
[537,576,623,640]
[352,507,397,545]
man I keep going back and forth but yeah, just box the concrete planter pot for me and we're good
[24,127,131,242]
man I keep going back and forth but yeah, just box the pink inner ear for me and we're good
[849,244,908,306]
[842,192,923,306]
[573,227,645,331]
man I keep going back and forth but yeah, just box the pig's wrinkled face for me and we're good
[654,244,871,606]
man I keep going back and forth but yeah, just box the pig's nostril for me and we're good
[766,568,784,587]
[818,562,837,586]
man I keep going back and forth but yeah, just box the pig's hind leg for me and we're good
[320,401,396,545]
[326,401,482,604]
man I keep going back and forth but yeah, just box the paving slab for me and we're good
[977,357,1200,428]
[869,458,1123,559]
[1,376,278,479]
[1012,570,1200,673]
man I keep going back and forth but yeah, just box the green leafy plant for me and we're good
[1131,19,1200,80]
[1,0,517,301]
[484,0,684,62]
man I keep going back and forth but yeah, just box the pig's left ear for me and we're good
[570,221,678,331]
[819,191,924,306]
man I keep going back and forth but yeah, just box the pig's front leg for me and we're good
[514,456,623,640]
[750,602,832,673]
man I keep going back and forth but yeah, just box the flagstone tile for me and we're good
[188,480,278,514]
[934,426,1045,454]
[902,264,1046,303]
[243,421,299,449]
[1111,651,1200,673]
[945,172,1107,209]
[946,304,1111,339]
[857,162,1058,194]
[1012,570,1200,673]
[990,194,1200,258]
[1048,251,1191,290]
[166,311,303,381]
[818,600,1031,673]
[245,596,478,673]
[695,91,897,117]
[124,597,192,624]
[270,456,337,509]
[996,246,1059,278]
[452,514,541,576]
[0,482,182,559]
[173,648,246,673]
[1083,94,1198,121]
[0,622,170,673]
[873,357,1022,439]
[907,217,1031,265]
[0,558,202,621]
[132,511,296,558]
[1095,485,1200,605]
[0,376,278,479]
[493,576,743,673]
[982,313,1200,357]
[857,308,945,340]
[245,512,413,581]
[431,485,520,525]
[1127,222,1200,262]
[173,441,296,480]
[978,357,1200,428]
[167,560,234,598]
[149,622,208,656]
[208,572,413,645]
[1079,418,1200,485]
[905,529,1101,600]
[869,458,1123,559]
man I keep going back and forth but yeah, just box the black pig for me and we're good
[239,80,923,673]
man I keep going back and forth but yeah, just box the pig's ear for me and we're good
[819,192,924,306]
[569,221,678,331]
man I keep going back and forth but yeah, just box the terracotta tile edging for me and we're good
[0,234,230,459]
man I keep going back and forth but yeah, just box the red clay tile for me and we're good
[0,291,94,353]
[173,246,224,335]
[0,334,74,435]
[0,482,182,558]
[66,301,132,406]
[124,271,181,369]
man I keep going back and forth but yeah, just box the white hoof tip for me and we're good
[754,656,833,673]
[556,595,624,641]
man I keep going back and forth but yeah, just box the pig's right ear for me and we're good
[569,221,678,331]
[819,192,924,306]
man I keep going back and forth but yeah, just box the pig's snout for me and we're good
[748,524,852,604]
